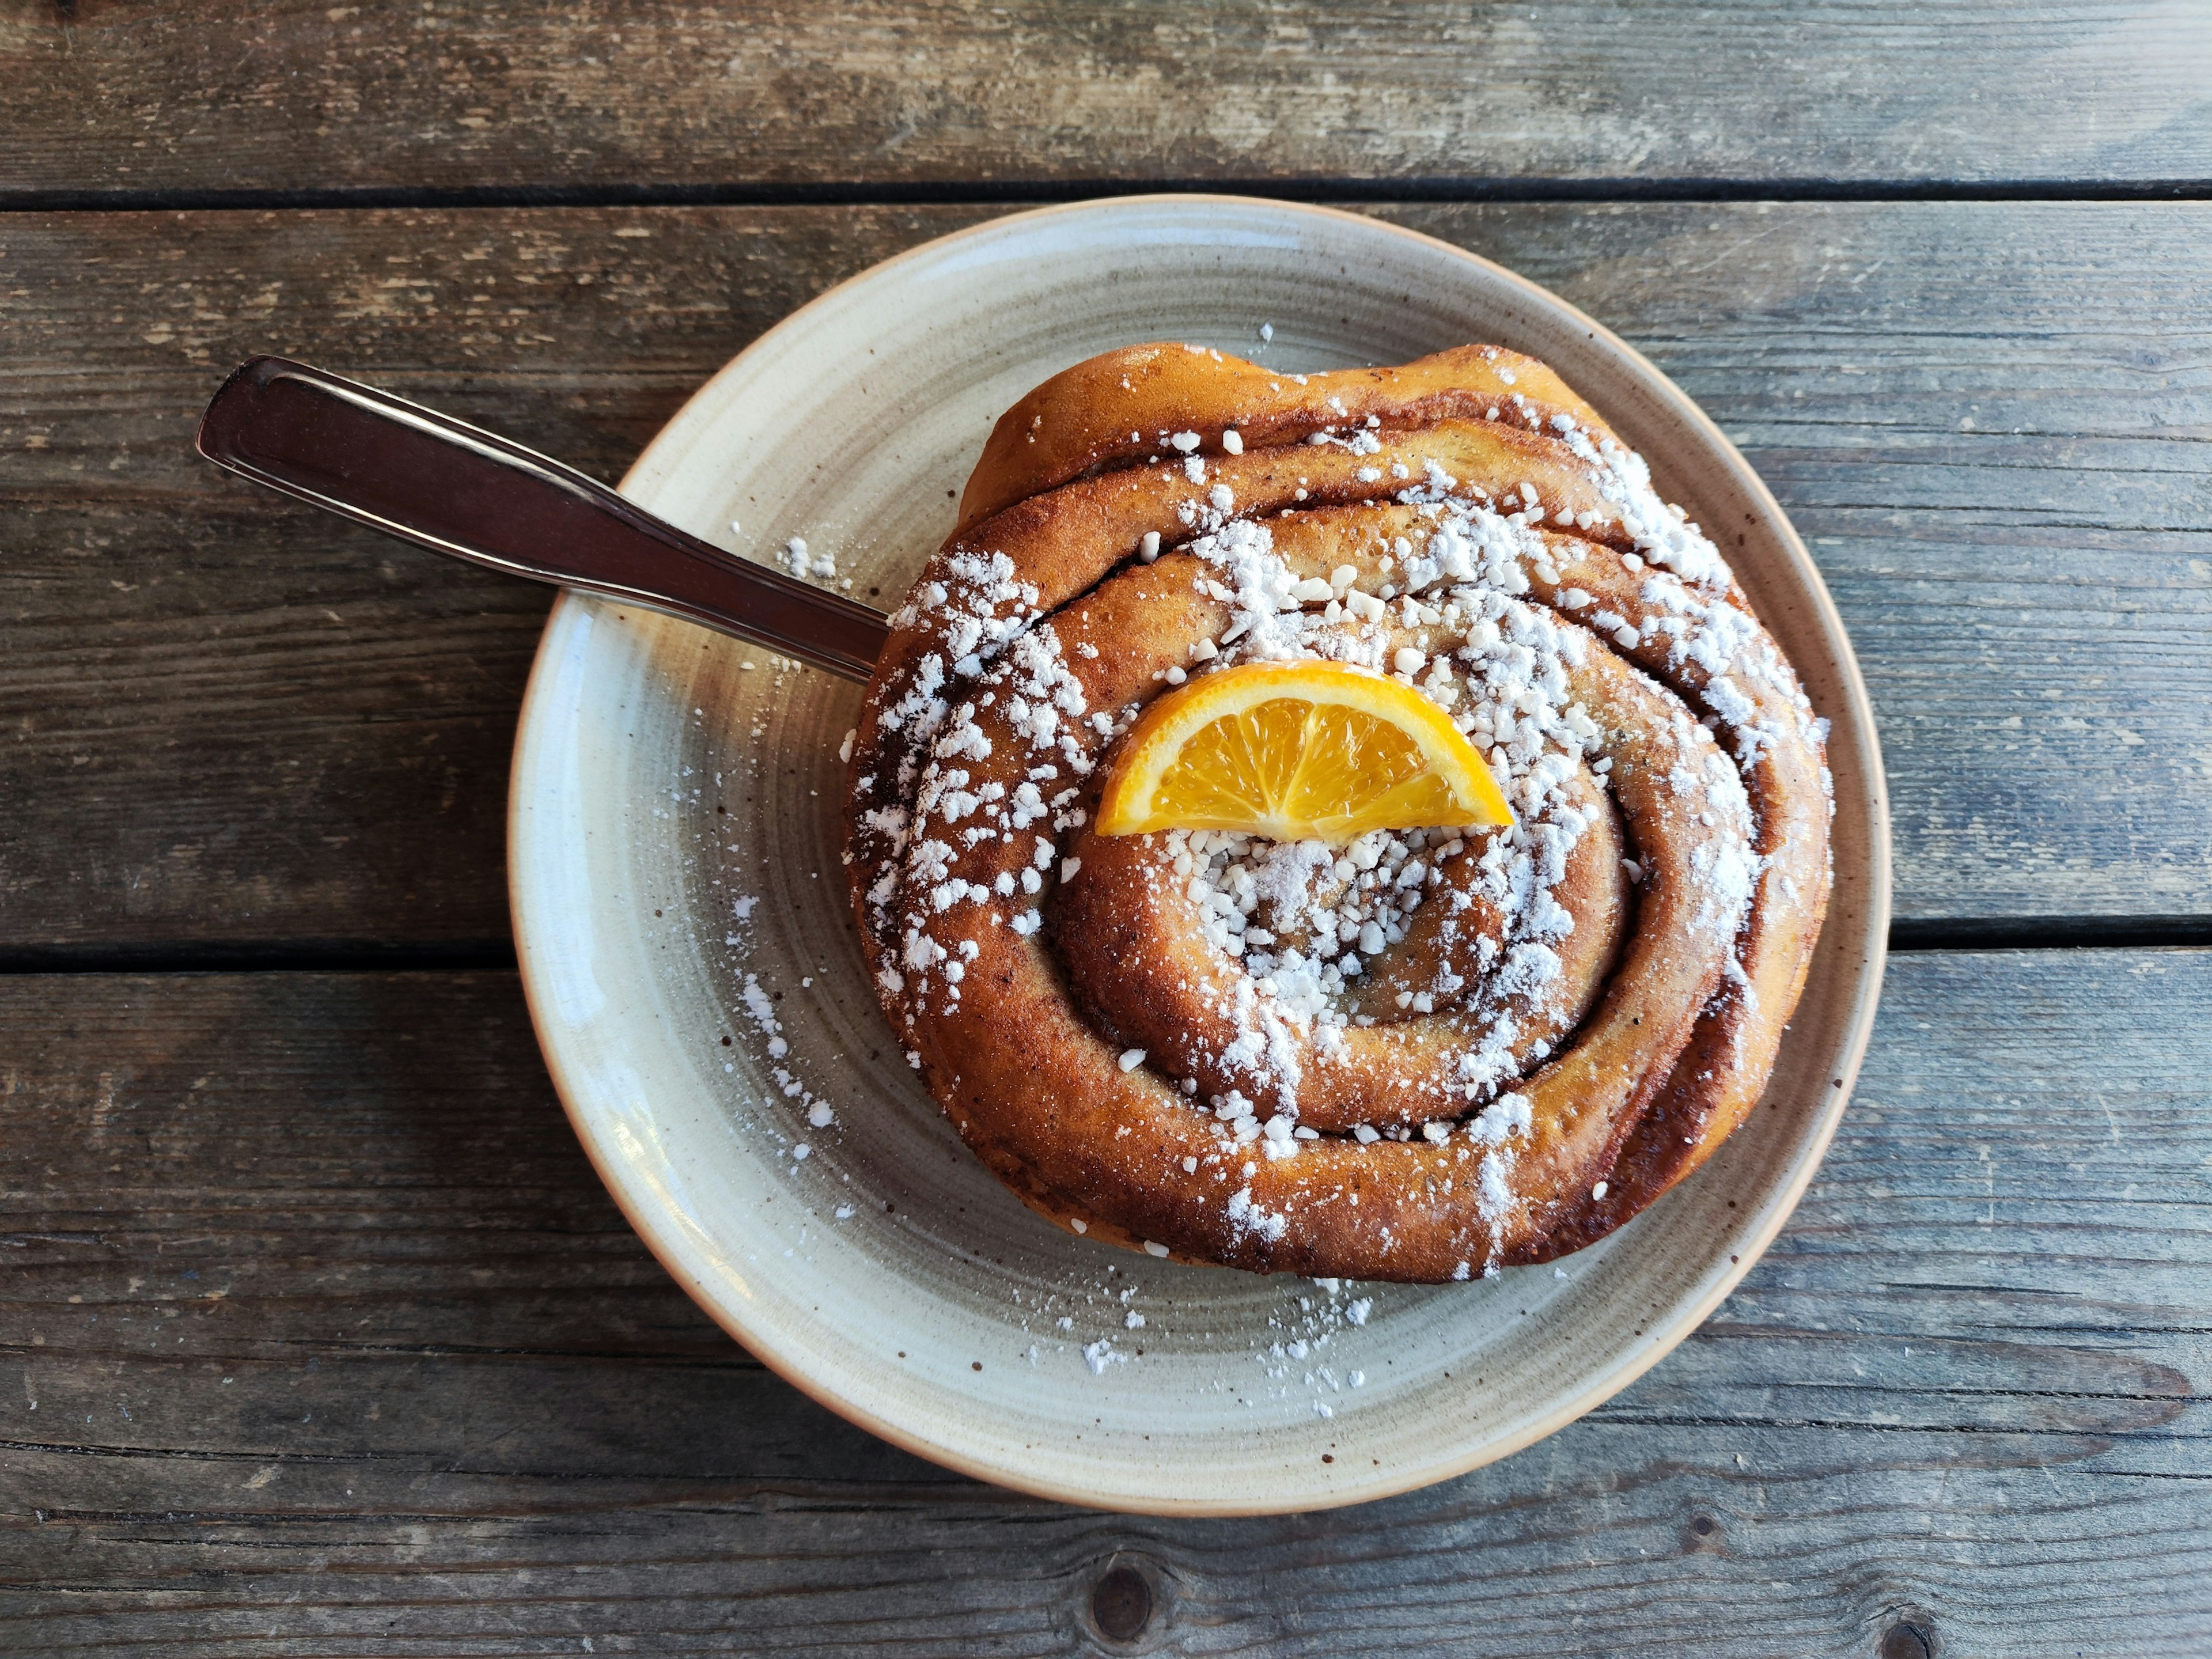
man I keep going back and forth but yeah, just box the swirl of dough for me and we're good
[844,344,1831,1280]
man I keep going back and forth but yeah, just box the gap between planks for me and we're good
[4,178,2211,215]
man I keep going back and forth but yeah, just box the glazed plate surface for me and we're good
[508,196,1889,1515]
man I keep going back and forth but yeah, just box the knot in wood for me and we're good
[1090,1561,1154,1644]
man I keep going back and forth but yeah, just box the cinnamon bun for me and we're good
[845,342,1832,1281]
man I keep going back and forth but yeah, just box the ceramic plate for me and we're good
[508,196,1889,1516]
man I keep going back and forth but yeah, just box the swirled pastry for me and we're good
[846,342,1832,1281]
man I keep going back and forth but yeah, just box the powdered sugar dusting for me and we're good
[846,353,1809,1292]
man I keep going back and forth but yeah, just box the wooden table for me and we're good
[5,6,2210,1653]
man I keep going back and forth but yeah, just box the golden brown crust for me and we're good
[846,342,1832,1282]
[1503,535,1836,1260]
[959,343,1613,534]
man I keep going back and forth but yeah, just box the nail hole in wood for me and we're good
[1092,1562,1153,1644]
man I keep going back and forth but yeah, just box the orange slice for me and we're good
[1095,660,1514,844]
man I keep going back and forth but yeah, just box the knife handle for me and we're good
[196,355,890,683]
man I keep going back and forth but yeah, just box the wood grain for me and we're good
[0,203,985,956]
[3,2,2209,200]
[2,10,2196,1650]
[1378,202,2212,933]
[1,952,2206,1653]
[5,200,2209,952]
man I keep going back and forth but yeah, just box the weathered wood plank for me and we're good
[1375,202,2212,929]
[6,201,2209,950]
[2,2,2209,199]
[1,952,2207,1653]
[0,204,991,955]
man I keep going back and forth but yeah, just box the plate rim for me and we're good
[507,192,1893,1515]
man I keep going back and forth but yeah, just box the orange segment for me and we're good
[1096,661,1514,844]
